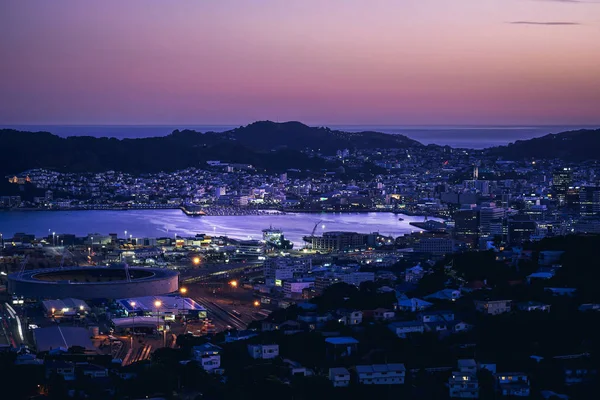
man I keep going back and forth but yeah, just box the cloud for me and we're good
[509,21,581,25]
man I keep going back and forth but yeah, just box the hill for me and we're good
[486,128,600,161]
[0,121,421,175]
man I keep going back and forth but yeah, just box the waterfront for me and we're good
[0,210,438,246]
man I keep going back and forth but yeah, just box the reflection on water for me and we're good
[0,210,439,246]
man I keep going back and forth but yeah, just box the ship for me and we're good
[181,203,206,216]
[262,226,293,250]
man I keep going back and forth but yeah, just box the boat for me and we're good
[262,226,293,250]
[181,203,206,216]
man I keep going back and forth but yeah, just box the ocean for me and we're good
[1,124,597,149]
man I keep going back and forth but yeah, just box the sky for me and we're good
[1,0,599,126]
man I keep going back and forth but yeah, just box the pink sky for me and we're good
[1,0,599,125]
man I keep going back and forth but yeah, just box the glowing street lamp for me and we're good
[192,257,201,266]
[180,287,188,317]
[229,280,238,288]
[253,300,260,307]
[154,300,162,331]
[51,307,55,316]
[130,301,136,335]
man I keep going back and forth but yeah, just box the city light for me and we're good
[253,300,260,307]
[229,280,238,288]
[154,300,162,308]
[180,287,188,295]
[130,301,136,308]
[192,257,201,265]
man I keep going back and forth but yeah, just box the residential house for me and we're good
[449,371,479,398]
[192,343,222,372]
[495,373,530,397]
[297,312,333,330]
[396,298,433,312]
[449,359,480,398]
[325,337,359,361]
[261,320,304,334]
[527,271,554,284]
[337,309,363,325]
[458,359,478,375]
[545,288,576,297]
[578,304,600,312]
[373,308,395,321]
[388,321,425,338]
[425,289,462,302]
[284,359,310,377]
[474,300,512,315]
[224,330,258,342]
[404,264,425,283]
[419,310,455,323]
[329,367,351,387]
[517,301,551,312]
[562,358,597,385]
[355,364,406,385]
[248,344,279,360]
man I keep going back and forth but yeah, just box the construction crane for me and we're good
[310,220,322,238]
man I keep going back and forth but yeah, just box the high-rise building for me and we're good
[579,186,600,217]
[553,168,572,206]
[453,207,480,238]
[479,203,505,236]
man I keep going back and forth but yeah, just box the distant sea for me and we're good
[2,124,598,149]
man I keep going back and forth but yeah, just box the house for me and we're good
[544,288,576,297]
[373,308,395,321]
[404,264,425,283]
[355,364,406,385]
[248,344,279,360]
[262,320,304,334]
[578,303,600,312]
[388,321,425,338]
[495,373,530,397]
[325,337,359,360]
[449,371,479,398]
[297,312,333,329]
[562,358,597,385]
[396,298,433,312]
[449,320,474,334]
[15,354,43,365]
[45,360,76,381]
[284,359,310,377]
[474,300,512,315]
[517,301,551,312]
[337,309,363,325]
[526,271,554,284]
[425,289,462,302]
[329,367,351,387]
[192,343,222,372]
[458,359,477,374]
[224,330,258,342]
[419,310,455,323]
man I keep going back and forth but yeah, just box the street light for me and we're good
[51,307,55,316]
[180,288,188,317]
[52,232,55,246]
[130,301,136,336]
[229,280,238,288]
[154,300,162,333]
[192,257,201,266]
[253,300,260,307]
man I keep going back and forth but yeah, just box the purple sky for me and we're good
[1,0,599,126]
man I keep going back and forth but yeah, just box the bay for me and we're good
[0,210,436,246]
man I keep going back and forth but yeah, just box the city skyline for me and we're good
[2,0,600,126]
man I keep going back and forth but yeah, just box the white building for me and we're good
[264,257,312,286]
[355,364,406,385]
[192,343,222,372]
[283,279,314,298]
[388,321,425,338]
[248,344,279,359]
[449,371,479,398]
[329,367,351,387]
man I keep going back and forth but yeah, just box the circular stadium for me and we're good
[7,265,179,299]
